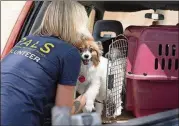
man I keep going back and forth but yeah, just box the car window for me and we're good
[88,8,96,33]
[155,10,178,25]
[103,9,179,30]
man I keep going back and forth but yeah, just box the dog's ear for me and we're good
[96,41,103,56]
[72,41,86,52]
[90,41,101,67]
[91,51,100,67]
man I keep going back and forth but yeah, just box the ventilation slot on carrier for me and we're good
[165,44,169,56]
[161,58,165,70]
[172,45,176,56]
[168,59,172,70]
[155,58,158,70]
[158,44,162,56]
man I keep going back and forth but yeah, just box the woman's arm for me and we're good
[55,84,86,115]
[55,85,75,107]
[54,47,84,116]
[52,85,86,125]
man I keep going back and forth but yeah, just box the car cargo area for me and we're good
[82,1,179,124]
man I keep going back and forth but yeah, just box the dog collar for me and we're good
[78,75,86,83]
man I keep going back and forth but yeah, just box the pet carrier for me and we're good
[102,34,128,123]
[124,25,179,117]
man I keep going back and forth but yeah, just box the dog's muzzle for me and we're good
[82,54,91,65]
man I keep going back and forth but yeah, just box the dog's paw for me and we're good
[83,101,95,113]
[113,106,123,117]
[95,102,103,115]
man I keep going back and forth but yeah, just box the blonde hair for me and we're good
[34,0,92,43]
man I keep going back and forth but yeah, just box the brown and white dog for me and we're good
[74,40,123,117]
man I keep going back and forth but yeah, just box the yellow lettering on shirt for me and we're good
[19,37,27,43]
[30,41,39,49]
[40,43,54,54]
[20,39,32,46]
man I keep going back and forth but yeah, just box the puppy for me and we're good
[74,40,124,117]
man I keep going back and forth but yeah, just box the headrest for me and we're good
[101,35,127,57]
[93,20,123,42]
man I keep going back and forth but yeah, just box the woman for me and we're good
[1,1,91,125]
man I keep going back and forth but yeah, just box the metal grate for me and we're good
[103,35,128,119]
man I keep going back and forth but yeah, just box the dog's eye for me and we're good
[79,48,83,53]
[89,48,93,53]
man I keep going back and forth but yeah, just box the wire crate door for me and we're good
[104,36,128,118]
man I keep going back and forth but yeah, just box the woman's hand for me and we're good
[55,84,86,115]
[71,95,86,115]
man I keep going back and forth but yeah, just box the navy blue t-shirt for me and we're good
[1,35,81,125]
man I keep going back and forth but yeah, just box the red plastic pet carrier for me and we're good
[124,25,179,117]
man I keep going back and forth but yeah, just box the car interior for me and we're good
[8,1,179,126]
